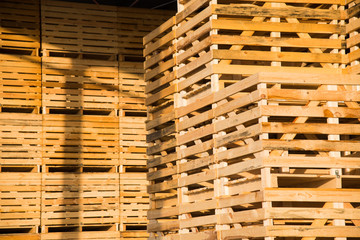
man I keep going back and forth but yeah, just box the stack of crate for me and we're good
[118,7,174,240]
[40,1,121,239]
[1,0,174,239]
[0,114,42,239]
[144,0,360,239]
[0,0,42,239]
[0,0,41,113]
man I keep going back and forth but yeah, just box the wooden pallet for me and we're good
[41,172,120,229]
[120,173,149,231]
[0,0,40,55]
[0,170,41,234]
[0,54,41,111]
[0,113,42,166]
[42,56,119,114]
[41,0,118,55]
[42,114,119,166]
[119,62,146,113]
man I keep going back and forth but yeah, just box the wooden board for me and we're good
[41,230,120,240]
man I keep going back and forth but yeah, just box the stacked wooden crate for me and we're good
[118,7,174,240]
[144,0,360,239]
[0,1,42,238]
[0,0,41,113]
[1,0,173,239]
[40,1,121,239]
[0,114,42,239]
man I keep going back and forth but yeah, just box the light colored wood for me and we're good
[144,1,360,238]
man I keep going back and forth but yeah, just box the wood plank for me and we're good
[212,19,345,34]
[213,4,345,20]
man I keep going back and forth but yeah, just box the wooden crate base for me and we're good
[0,233,40,240]
[41,225,120,240]
[120,230,148,240]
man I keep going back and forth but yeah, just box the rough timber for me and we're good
[144,0,360,239]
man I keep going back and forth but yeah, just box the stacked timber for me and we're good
[144,0,360,239]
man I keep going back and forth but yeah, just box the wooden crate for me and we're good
[0,0,40,55]
[0,170,41,236]
[41,172,120,231]
[42,56,119,114]
[119,117,147,169]
[172,0,346,97]
[41,0,118,55]
[0,113,42,166]
[120,173,149,231]
[42,115,119,167]
[0,54,41,112]
[119,62,146,114]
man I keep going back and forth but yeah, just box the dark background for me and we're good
[58,0,178,10]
